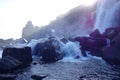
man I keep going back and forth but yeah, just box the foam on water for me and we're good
[27,38,48,54]
[0,50,3,58]
[60,41,91,62]
[60,41,83,58]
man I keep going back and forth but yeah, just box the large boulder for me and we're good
[35,37,63,63]
[102,46,120,64]
[2,47,32,67]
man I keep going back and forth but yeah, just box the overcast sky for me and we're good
[0,0,96,39]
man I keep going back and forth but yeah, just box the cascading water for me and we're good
[61,41,82,58]
[60,41,89,62]
[95,0,120,32]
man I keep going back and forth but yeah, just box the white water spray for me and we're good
[95,0,120,32]
[60,41,84,60]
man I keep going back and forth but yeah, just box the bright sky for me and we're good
[0,0,97,39]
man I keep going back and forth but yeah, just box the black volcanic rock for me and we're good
[35,37,64,63]
[2,47,32,67]
[102,46,120,64]
[89,29,102,38]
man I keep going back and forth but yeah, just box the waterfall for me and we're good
[95,0,120,32]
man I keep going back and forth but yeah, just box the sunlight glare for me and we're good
[0,0,97,39]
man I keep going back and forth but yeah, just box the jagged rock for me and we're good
[75,37,107,57]
[2,47,32,67]
[102,46,120,64]
[111,32,120,49]
[0,56,22,73]
[89,29,102,38]
[35,37,63,63]
[104,27,118,40]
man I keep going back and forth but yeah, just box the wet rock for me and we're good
[35,37,63,63]
[34,42,47,56]
[89,29,102,38]
[2,47,32,67]
[60,37,69,44]
[102,46,120,64]
[104,27,120,40]
[111,32,120,49]
[0,56,22,73]
[32,61,38,65]
[31,75,47,80]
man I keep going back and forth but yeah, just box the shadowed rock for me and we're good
[102,46,120,64]
[0,47,32,73]
[35,37,64,63]
[2,47,32,66]
[31,75,47,80]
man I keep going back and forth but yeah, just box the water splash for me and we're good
[60,41,84,60]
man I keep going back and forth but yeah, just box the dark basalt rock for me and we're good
[103,27,120,40]
[2,47,32,68]
[102,46,120,64]
[35,37,63,63]
[89,29,102,38]
[31,75,47,80]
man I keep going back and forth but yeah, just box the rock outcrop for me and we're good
[22,5,95,41]
[76,27,120,65]
[102,27,120,64]
[2,47,32,66]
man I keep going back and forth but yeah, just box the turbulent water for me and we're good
[95,0,120,32]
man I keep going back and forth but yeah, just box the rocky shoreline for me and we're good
[7,58,120,80]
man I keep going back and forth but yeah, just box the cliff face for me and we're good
[22,5,96,41]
